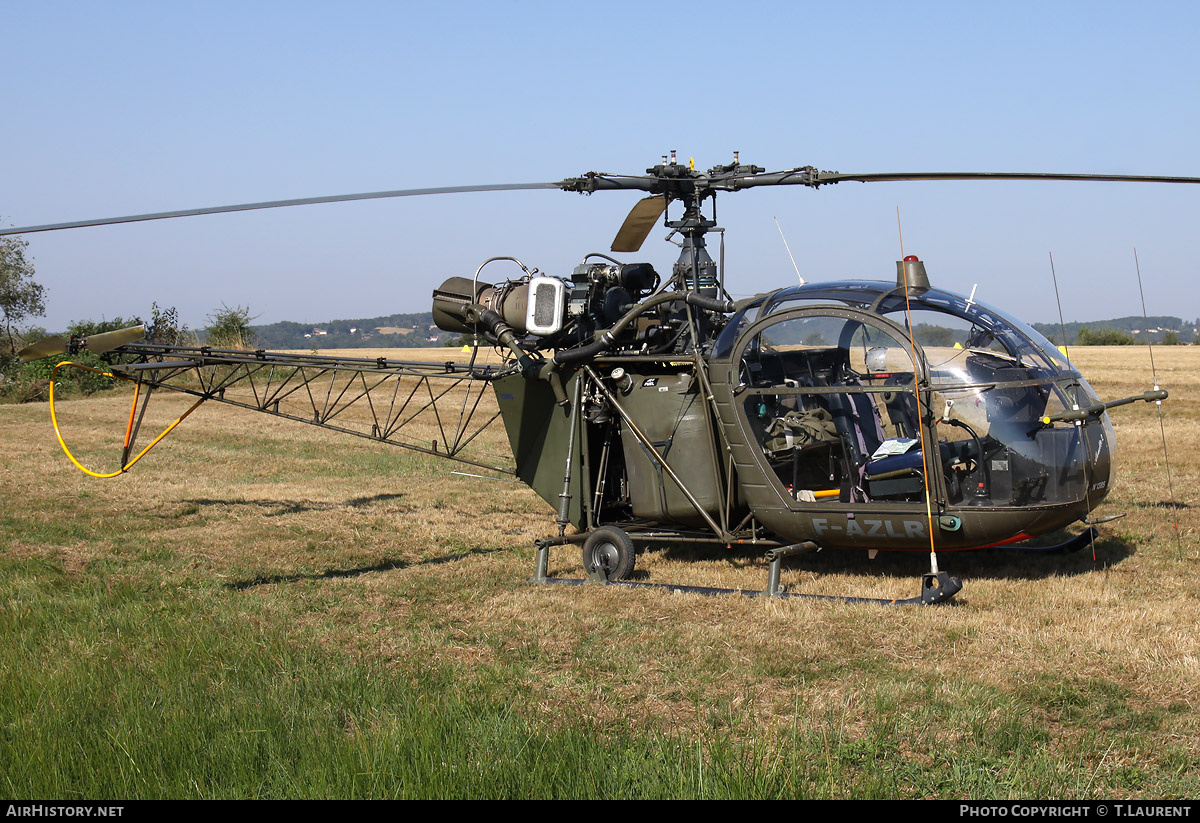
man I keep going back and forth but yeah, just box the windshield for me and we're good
[714,280,1081,385]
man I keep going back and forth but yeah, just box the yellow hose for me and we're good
[49,361,206,478]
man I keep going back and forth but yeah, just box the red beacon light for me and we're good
[897,255,931,293]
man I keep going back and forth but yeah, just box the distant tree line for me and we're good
[1074,327,1134,346]
[1033,316,1194,345]
[249,312,456,349]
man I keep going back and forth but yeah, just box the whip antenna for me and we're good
[1049,252,1098,557]
[896,207,939,576]
[1133,248,1183,555]
[1048,252,1071,366]
[773,216,805,286]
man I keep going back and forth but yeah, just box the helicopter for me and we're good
[5,152,1190,606]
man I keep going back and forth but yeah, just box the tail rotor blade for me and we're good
[18,335,69,363]
[16,324,145,362]
[83,325,146,354]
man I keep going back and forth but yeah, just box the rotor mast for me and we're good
[562,151,773,297]
[656,152,719,296]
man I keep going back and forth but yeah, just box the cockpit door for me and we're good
[723,307,939,515]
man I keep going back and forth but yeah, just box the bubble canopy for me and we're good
[710,279,1112,526]
[715,280,1078,382]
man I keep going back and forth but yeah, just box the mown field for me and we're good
[0,346,1196,798]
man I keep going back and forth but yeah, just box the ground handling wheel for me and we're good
[582,527,636,582]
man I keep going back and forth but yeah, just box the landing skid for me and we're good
[531,571,961,605]
[530,535,961,606]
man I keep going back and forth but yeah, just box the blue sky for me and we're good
[4,0,1198,331]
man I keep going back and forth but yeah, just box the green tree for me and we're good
[914,324,957,347]
[1076,327,1134,346]
[1162,330,1180,346]
[67,315,141,338]
[0,235,46,356]
[205,304,256,349]
[147,302,190,345]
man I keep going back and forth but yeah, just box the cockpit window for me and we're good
[881,293,1067,384]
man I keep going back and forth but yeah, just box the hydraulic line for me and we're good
[49,361,207,478]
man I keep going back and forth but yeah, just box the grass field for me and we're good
[1,346,1196,798]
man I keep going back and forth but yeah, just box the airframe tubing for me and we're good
[111,353,516,475]
[49,361,207,478]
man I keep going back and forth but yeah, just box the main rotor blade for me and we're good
[0,182,564,236]
[730,169,1200,189]
[822,170,1200,185]
[611,196,667,253]
[7,165,1199,238]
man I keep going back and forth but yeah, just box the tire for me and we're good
[582,527,636,581]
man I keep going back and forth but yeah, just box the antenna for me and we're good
[1133,248,1183,555]
[895,206,939,577]
[1047,251,1097,557]
[772,216,805,286]
[1047,252,1070,365]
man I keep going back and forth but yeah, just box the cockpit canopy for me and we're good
[715,280,1078,385]
[715,280,1111,516]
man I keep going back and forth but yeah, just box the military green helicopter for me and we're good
[6,153,1188,605]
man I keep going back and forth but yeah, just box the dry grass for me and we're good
[2,345,1198,796]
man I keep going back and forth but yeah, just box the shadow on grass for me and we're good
[649,529,1135,583]
[1136,500,1191,510]
[177,492,409,518]
[228,545,506,590]
[181,493,1140,587]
